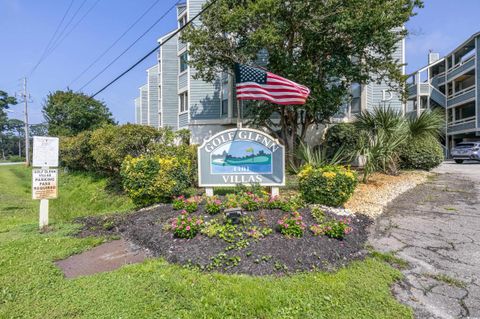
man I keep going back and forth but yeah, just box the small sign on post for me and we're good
[32,136,59,229]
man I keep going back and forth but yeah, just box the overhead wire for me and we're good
[89,0,219,98]
[78,0,181,92]
[29,0,75,76]
[68,0,163,87]
[45,0,102,60]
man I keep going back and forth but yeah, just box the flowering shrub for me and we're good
[277,212,306,237]
[171,210,203,239]
[298,164,358,206]
[223,194,241,209]
[184,196,201,213]
[205,196,222,215]
[310,217,352,239]
[172,195,186,210]
[240,192,265,211]
[121,155,192,206]
[267,195,304,212]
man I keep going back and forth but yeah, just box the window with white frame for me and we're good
[179,51,188,73]
[179,14,187,28]
[179,91,188,113]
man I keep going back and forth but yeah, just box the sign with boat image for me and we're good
[198,128,285,187]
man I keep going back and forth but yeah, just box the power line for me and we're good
[90,0,219,98]
[29,0,75,76]
[78,0,180,92]
[45,0,102,60]
[45,0,88,57]
[68,0,162,87]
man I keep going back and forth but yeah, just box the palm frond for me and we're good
[407,109,444,139]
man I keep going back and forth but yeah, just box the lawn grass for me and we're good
[0,165,413,318]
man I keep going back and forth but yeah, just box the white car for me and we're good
[450,142,480,164]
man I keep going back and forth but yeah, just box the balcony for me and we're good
[447,116,476,134]
[407,83,430,98]
[447,87,476,108]
[431,72,446,88]
[447,55,475,81]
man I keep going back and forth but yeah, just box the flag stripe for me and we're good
[237,87,307,97]
[235,63,310,105]
[237,83,305,93]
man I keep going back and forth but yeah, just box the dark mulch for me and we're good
[76,205,372,276]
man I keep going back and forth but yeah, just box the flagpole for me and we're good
[237,100,242,128]
[234,63,242,129]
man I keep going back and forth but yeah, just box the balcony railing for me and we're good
[449,116,476,127]
[447,55,475,81]
[447,116,476,133]
[447,87,476,107]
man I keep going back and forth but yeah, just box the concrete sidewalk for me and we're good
[369,162,480,318]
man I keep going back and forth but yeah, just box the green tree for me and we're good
[0,90,17,132]
[0,91,18,159]
[182,0,423,159]
[42,90,115,136]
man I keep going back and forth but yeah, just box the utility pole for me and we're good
[17,77,31,166]
[24,78,30,166]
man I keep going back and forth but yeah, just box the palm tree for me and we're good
[354,106,444,182]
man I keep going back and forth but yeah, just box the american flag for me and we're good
[235,63,310,105]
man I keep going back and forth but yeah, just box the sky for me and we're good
[0,0,479,125]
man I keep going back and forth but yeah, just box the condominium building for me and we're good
[407,32,480,153]
[135,0,406,143]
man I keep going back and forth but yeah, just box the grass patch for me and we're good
[369,251,409,270]
[0,165,413,318]
[0,166,134,231]
[426,273,466,288]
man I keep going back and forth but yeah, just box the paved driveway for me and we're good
[369,161,480,319]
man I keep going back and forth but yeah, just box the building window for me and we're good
[179,52,188,73]
[179,91,188,113]
[178,14,187,28]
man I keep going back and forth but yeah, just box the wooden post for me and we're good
[39,199,48,228]
[271,187,279,198]
[205,188,214,197]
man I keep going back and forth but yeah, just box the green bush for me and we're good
[298,165,358,206]
[324,123,360,159]
[89,124,161,175]
[60,131,95,171]
[120,155,193,206]
[399,136,444,170]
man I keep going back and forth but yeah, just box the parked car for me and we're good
[450,142,480,163]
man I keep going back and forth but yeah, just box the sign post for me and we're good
[198,128,285,197]
[32,136,59,229]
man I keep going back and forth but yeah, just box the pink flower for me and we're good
[186,226,191,231]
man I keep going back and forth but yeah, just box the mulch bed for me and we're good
[77,205,372,276]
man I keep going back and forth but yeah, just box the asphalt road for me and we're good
[0,162,25,166]
[369,161,480,319]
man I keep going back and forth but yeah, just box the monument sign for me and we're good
[198,128,285,195]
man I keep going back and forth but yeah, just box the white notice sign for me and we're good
[32,169,58,200]
[32,136,59,167]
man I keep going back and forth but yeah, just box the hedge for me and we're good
[399,136,444,170]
